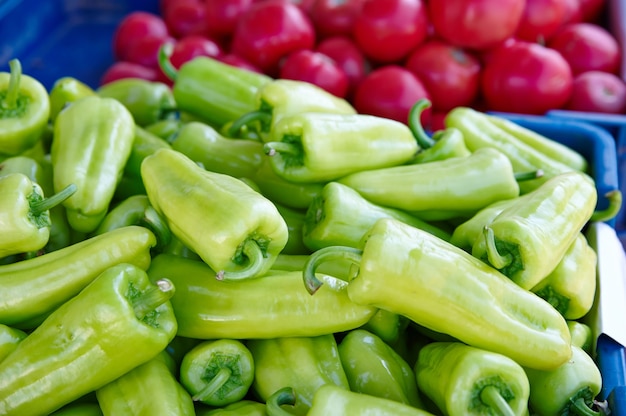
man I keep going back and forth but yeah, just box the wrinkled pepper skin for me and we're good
[472,171,597,290]
[337,147,521,221]
[146,254,376,339]
[0,263,177,416]
[96,351,195,416]
[338,329,424,408]
[51,95,135,233]
[0,59,50,157]
[415,342,530,416]
[0,225,156,329]
[0,324,27,363]
[48,76,96,122]
[142,148,288,280]
[248,334,350,416]
[531,233,597,320]
[304,218,572,370]
[524,345,602,416]
[263,112,419,183]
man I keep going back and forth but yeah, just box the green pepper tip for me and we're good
[132,278,175,320]
[590,189,622,222]
[408,98,435,149]
[480,385,516,416]
[214,239,266,281]
[2,58,22,110]
[266,386,297,416]
[483,225,513,270]
[30,183,77,216]
[569,396,602,416]
[157,42,178,82]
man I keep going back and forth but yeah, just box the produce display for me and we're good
[0,0,625,415]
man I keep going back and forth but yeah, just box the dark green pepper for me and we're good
[0,324,27,363]
[275,203,310,255]
[338,329,424,408]
[197,400,266,416]
[48,76,96,122]
[0,59,50,157]
[51,95,136,233]
[179,339,255,407]
[304,218,572,370]
[361,309,409,345]
[248,334,350,416]
[49,402,103,416]
[0,263,177,415]
[142,148,288,280]
[415,342,530,416]
[144,118,183,142]
[123,125,172,183]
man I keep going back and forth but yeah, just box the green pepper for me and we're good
[0,59,50,157]
[142,148,288,280]
[267,385,435,416]
[337,147,522,221]
[0,154,45,183]
[0,324,27,363]
[51,95,136,233]
[415,341,530,416]
[0,262,177,415]
[169,121,264,179]
[304,218,572,370]
[97,78,176,127]
[179,339,255,407]
[568,321,594,354]
[49,402,103,416]
[275,203,310,255]
[361,309,410,345]
[303,181,451,251]
[196,400,266,416]
[338,329,424,408]
[159,48,272,128]
[271,253,354,278]
[248,334,350,416]
[524,345,603,416]
[48,76,96,122]
[263,112,419,183]
[445,106,587,193]
[472,171,597,290]
[0,172,76,258]
[0,225,156,329]
[531,233,597,320]
[38,155,73,252]
[123,125,172,184]
[226,78,356,141]
[144,118,183,142]
[96,351,195,416]
[147,254,376,339]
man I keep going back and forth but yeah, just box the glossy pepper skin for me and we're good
[180,339,255,407]
[96,351,195,416]
[0,324,26,363]
[0,263,177,416]
[0,173,76,258]
[472,171,597,290]
[51,95,135,233]
[263,112,419,183]
[337,147,521,221]
[0,59,50,157]
[524,345,603,416]
[141,148,288,281]
[147,254,376,339]
[97,78,176,127]
[48,76,96,122]
[0,225,156,329]
[531,232,597,320]
[303,181,451,251]
[568,321,594,354]
[304,218,572,370]
[338,329,424,408]
[415,342,530,416]
[248,334,350,416]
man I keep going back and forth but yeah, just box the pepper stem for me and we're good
[514,169,544,182]
[264,141,299,157]
[30,183,77,215]
[140,206,172,250]
[569,397,601,416]
[2,59,22,109]
[590,189,622,222]
[303,246,363,295]
[483,226,512,269]
[191,367,232,402]
[215,239,265,281]
[408,99,436,149]
[158,43,178,82]
[226,110,273,138]
[133,278,175,320]
[480,386,516,416]
[266,387,297,416]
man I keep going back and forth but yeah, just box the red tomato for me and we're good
[547,23,621,76]
[405,39,482,112]
[163,0,210,38]
[315,36,370,97]
[353,65,431,125]
[515,0,568,43]
[100,61,160,85]
[561,0,584,25]
[308,0,365,38]
[231,0,316,76]
[578,0,605,22]
[113,12,170,62]
[279,50,350,98]
[352,0,429,64]
[205,0,254,38]
[123,35,175,69]
[566,71,626,113]
[169,35,224,69]
[481,41,574,114]
[428,0,525,50]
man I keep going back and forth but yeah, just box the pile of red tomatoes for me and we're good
[103,0,625,130]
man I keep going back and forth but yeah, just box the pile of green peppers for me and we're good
[0,53,621,416]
